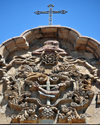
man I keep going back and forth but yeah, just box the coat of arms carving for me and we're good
[0,26,100,124]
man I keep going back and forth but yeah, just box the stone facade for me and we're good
[0,25,100,124]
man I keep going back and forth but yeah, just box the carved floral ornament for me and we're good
[0,39,100,123]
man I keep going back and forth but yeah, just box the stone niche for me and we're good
[0,25,100,124]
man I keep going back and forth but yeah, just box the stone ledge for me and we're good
[75,36,100,59]
[20,26,81,44]
[0,37,29,59]
[1,123,92,125]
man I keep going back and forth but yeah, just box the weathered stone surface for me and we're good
[4,50,10,59]
[88,39,98,50]
[41,27,57,34]
[15,37,26,45]
[86,46,94,53]
[7,67,16,76]
[58,28,69,39]
[9,47,17,53]
[2,40,96,123]
[0,26,100,124]
[0,45,7,57]
[4,40,16,50]
[76,37,88,45]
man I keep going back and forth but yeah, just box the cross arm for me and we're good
[34,11,49,15]
[53,10,68,14]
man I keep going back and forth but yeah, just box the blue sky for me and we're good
[0,0,100,44]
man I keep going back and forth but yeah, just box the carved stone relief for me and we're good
[0,40,100,123]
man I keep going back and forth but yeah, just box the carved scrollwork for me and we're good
[1,40,98,123]
[58,105,85,123]
[11,106,38,123]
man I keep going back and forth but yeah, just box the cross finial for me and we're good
[34,4,68,25]
[47,4,54,7]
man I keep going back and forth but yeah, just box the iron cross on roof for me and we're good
[34,4,68,25]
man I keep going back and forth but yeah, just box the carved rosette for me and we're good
[41,52,58,65]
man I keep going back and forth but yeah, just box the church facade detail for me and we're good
[0,26,100,123]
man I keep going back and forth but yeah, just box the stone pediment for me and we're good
[0,26,100,124]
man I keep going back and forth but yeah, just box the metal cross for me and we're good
[34,4,68,25]
[39,76,59,105]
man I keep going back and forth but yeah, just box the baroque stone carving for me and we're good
[0,40,99,123]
